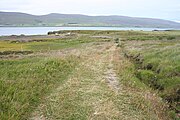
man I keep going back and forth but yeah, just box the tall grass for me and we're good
[122,31,180,118]
[0,56,78,119]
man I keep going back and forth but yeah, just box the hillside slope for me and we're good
[0,12,180,28]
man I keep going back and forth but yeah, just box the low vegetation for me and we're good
[0,56,78,119]
[0,30,179,119]
[122,30,180,119]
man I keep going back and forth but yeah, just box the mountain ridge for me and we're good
[0,11,180,28]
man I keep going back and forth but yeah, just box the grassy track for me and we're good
[30,42,169,120]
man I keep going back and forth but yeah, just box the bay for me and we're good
[0,27,175,36]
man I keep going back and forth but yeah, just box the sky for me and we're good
[0,0,180,22]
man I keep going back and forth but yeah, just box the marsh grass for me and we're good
[0,32,112,119]
[122,31,180,118]
[0,30,179,119]
[0,41,27,51]
[0,35,109,53]
[114,48,169,120]
[0,56,78,120]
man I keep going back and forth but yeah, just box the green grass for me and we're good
[114,49,169,120]
[0,35,109,53]
[26,38,97,51]
[0,41,27,51]
[35,42,168,120]
[122,31,180,119]
[127,35,179,41]
[1,30,179,119]
[0,32,112,119]
[0,56,78,120]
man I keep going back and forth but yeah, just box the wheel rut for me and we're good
[104,46,121,93]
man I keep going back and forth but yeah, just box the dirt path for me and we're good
[104,45,121,93]
[30,42,167,120]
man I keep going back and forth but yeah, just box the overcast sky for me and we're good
[0,0,180,21]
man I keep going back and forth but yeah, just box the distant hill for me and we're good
[0,11,180,28]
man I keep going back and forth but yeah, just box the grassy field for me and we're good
[0,30,179,119]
